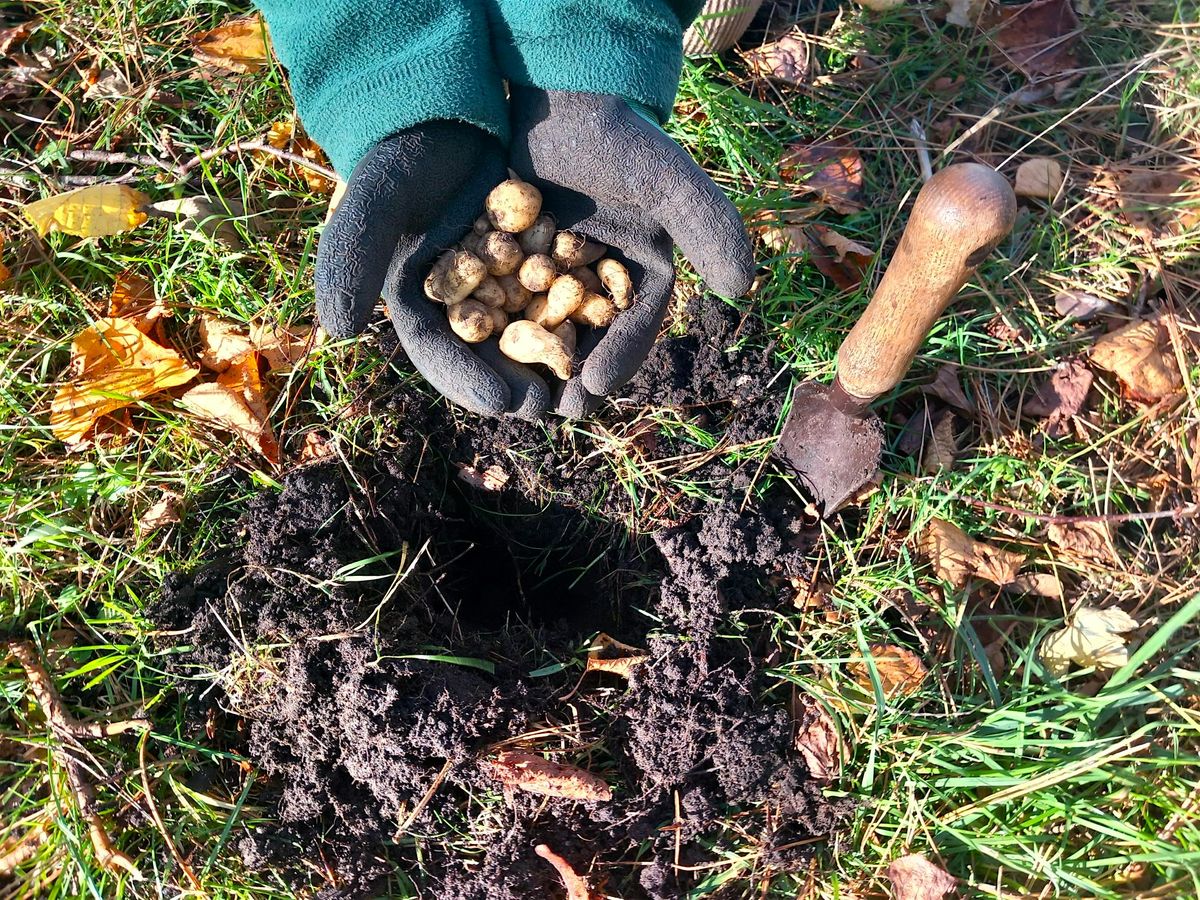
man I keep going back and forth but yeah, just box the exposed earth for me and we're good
[152,297,853,899]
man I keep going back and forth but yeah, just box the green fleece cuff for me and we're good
[258,0,509,177]
[490,0,696,124]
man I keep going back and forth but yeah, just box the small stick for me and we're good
[909,119,933,184]
[176,139,337,183]
[956,497,1200,525]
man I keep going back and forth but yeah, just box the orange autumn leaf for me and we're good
[780,138,865,214]
[483,751,611,801]
[0,234,9,283]
[107,272,165,333]
[535,844,597,900]
[849,644,928,697]
[190,14,271,73]
[50,318,198,444]
[179,353,280,464]
[263,120,336,194]
[584,633,647,679]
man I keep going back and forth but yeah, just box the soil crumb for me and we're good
[153,296,849,898]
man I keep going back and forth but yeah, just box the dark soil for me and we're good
[153,297,850,899]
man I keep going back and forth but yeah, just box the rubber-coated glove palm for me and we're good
[315,121,551,420]
[508,86,755,417]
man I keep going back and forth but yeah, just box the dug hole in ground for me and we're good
[153,297,852,899]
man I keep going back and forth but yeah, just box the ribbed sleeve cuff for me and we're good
[260,1,509,177]
[490,3,688,124]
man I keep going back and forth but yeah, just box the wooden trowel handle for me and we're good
[834,163,1017,406]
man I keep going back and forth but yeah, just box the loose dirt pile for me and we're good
[153,298,849,899]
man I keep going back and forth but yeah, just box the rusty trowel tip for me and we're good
[774,382,883,516]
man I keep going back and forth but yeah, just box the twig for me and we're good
[909,118,933,183]
[176,139,337,183]
[956,497,1200,525]
[393,757,453,841]
[5,639,148,880]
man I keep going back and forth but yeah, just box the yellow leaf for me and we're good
[180,354,279,463]
[24,184,149,238]
[107,272,165,333]
[198,315,254,372]
[920,518,1025,588]
[50,317,198,444]
[1040,606,1138,677]
[849,644,928,697]
[190,14,271,73]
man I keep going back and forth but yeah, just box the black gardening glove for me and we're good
[508,86,755,417]
[316,121,551,420]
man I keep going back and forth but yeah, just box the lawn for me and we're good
[2,0,1199,898]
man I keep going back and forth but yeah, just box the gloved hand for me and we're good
[508,86,755,417]
[315,120,551,420]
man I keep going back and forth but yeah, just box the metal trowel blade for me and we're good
[774,382,884,515]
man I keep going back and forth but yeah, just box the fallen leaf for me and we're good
[457,463,509,492]
[584,633,647,679]
[1004,571,1064,600]
[1115,168,1192,235]
[1015,158,1064,200]
[108,272,165,333]
[24,184,149,238]
[180,354,280,463]
[0,820,49,877]
[780,138,864,214]
[263,119,336,193]
[1047,520,1114,564]
[897,405,932,458]
[1055,290,1117,321]
[923,363,974,413]
[190,14,271,73]
[0,21,35,57]
[483,750,611,801]
[887,853,957,900]
[849,644,928,697]
[50,318,198,444]
[756,216,866,290]
[198,316,254,372]
[535,844,595,900]
[249,321,321,371]
[742,30,812,85]
[945,0,984,27]
[1025,358,1092,437]
[793,694,841,781]
[1040,606,1138,677]
[299,430,334,463]
[921,411,957,473]
[981,0,1081,77]
[0,234,10,283]
[137,490,182,533]
[150,196,243,249]
[83,68,131,100]
[920,518,1025,588]
[1090,312,1184,403]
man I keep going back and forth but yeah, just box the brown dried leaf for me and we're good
[849,644,928,697]
[780,139,864,214]
[0,21,35,57]
[457,463,509,492]
[1090,313,1184,402]
[921,411,957,473]
[299,431,335,464]
[107,272,165,333]
[50,318,199,444]
[920,518,1025,588]
[981,0,1081,77]
[887,853,957,900]
[190,14,271,73]
[793,694,841,781]
[250,321,321,371]
[484,750,611,801]
[742,31,811,85]
[923,363,974,413]
[1005,571,1064,600]
[1055,290,1117,321]
[1025,358,1092,437]
[1047,520,1114,564]
[137,489,182,533]
[1115,168,1193,234]
[198,315,254,373]
[24,184,149,238]
[0,234,10,284]
[535,844,595,900]
[584,633,647,680]
[180,354,280,464]
[1014,158,1064,200]
[807,225,870,291]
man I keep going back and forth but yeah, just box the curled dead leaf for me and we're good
[191,14,271,73]
[1047,520,1115,564]
[981,0,1081,78]
[456,463,509,492]
[299,431,335,464]
[484,750,611,801]
[849,644,928,697]
[920,518,1025,588]
[584,633,647,679]
[1040,606,1138,677]
[0,21,36,57]
[887,853,957,900]
[921,411,958,473]
[198,315,254,372]
[922,363,974,413]
[179,353,280,464]
[108,272,165,334]
[1090,312,1186,403]
[742,30,812,85]
[1054,290,1117,321]
[137,489,182,534]
[25,184,149,238]
[780,138,864,214]
[792,693,842,781]
[1024,358,1092,438]
[250,321,322,372]
[50,317,198,444]
[264,119,336,194]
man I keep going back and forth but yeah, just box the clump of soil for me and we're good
[154,297,848,898]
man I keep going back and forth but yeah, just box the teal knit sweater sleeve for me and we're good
[489,0,705,123]
[256,0,510,177]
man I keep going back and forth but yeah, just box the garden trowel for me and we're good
[775,163,1017,514]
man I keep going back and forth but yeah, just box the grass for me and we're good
[2,0,1200,897]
